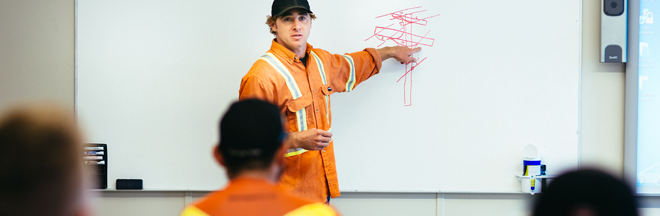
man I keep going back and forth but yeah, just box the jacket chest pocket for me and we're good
[285,94,312,132]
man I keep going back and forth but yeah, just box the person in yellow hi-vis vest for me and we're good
[180,99,340,216]
[239,0,421,203]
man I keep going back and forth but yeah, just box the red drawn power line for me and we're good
[366,6,440,106]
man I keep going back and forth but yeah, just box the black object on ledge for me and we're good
[116,179,143,190]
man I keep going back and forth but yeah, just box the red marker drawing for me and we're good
[366,6,440,106]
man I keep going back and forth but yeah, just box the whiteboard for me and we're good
[76,0,580,191]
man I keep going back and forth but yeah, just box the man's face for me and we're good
[271,9,312,55]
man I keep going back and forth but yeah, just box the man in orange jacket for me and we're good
[180,99,339,216]
[239,0,421,203]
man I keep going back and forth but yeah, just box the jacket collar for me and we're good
[269,39,314,64]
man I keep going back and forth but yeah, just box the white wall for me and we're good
[0,0,74,111]
[1,0,657,216]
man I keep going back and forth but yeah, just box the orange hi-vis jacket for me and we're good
[179,177,339,216]
[239,40,382,202]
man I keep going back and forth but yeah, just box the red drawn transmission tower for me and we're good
[365,6,440,106]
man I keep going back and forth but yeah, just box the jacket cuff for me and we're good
[363,47,382,74]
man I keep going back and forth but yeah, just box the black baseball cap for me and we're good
[271,0,313,17]
[219,99,286,158]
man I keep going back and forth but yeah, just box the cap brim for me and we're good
[275,6,313,16]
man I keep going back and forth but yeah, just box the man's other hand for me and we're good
[287,129,332,151]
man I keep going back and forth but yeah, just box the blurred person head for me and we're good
[533,169,638,216]
[0,104,92,216]
[215,99,288,181]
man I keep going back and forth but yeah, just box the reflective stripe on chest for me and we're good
[260,53,307,133]
[310,51,331,129]
[260,52,312,157]
[261,52,335,157]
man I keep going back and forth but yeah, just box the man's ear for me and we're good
[270,21,278,34]
[213,144,226,167]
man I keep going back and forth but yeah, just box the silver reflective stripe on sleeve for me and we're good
[343,55,356,92]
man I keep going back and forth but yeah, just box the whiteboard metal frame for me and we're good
[624,0,640,194]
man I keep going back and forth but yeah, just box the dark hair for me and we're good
[0,105,85,216]
[533,169,638,216]
[218,99,286,178]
